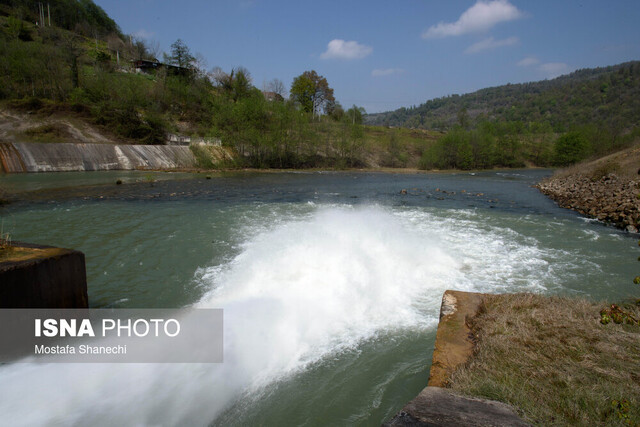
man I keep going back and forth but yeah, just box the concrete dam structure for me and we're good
[0,142,196,173]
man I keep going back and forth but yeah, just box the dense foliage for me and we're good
[0,0,120,37]
[418,119,640,170]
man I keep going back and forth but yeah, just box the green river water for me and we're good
[0,169,637,426]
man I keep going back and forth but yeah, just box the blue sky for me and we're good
[96,0,640,113]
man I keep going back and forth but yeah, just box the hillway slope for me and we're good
[0,106,130,145]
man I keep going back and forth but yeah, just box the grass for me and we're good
[189,144,237,169]
[448,293,640,426]
[309,123,442,169]
[22,123,74,143]
[0,222,14,260]
[550,140,640,181]
[363,126,442,168]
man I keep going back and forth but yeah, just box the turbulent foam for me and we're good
[0,205,564,426]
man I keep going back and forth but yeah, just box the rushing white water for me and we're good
[0,205,570,426]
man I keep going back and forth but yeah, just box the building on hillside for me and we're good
[165,134,221,147]
[262,91,284,102]
[132,60,192,76]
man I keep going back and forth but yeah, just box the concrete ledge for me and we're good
[383,290,529,426]
[383,387,529,427]
[428,290,486,387]
[0,242,88,308]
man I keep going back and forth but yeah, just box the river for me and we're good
[0,169,637,426]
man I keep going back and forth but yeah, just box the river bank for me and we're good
[537,173,640,232]
[536,143,640,232]
[388,289,640,425]
[448,293,640,425]
[3,139,639,236]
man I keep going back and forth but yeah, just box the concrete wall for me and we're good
[384,291,528,426]
[0,142,196,173]
[0,242,88,308]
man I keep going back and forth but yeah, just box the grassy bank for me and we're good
[448,293,640,425]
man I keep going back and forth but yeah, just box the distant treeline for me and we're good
[418,121,640,170]
[366,62,640,134]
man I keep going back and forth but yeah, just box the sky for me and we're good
[95,0,640,113]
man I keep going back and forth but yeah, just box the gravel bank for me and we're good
[537,172,640,232]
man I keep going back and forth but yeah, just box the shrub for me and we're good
[554,131,591,166]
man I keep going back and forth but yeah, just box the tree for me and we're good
[290,72,315,113]
[164,39,194,68]
[554,131,590,166]
[328,102,344,121]
[192,53,208,78]
[346,105,366,125]
[290,70,335,117]
[457,107,470,129]
[210,66,254,102]
[265,78,287,99]
[129,37,148,61]
[61,33,83,90]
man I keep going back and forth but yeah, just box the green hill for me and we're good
[366,62,640,134]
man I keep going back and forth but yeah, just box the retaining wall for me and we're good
[0,142,196,173]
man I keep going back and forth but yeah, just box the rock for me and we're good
[383,387,529,427]
[537,174,640,231]
[626,225,638,233]
[400,189,408,195]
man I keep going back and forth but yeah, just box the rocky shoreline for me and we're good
[537,172,640,233]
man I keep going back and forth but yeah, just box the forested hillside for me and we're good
[1,0,638,171]
[366,62,640,134]
[0,0,120,37]
[0,0,382,169]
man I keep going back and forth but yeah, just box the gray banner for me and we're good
[0,309,223,363]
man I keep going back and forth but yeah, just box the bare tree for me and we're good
[106,33,124,53]
[209,66,230,88]
[266,78,287,99]
[127,36,149,61]
[192,52,208,78]
[146,40,161,61]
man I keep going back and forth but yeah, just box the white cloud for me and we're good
[539,62,570,78]
[422,0,523,39]
[371,68,404,77]
[464,36,518,53]
[320,39,373,60]
[132,29,155,40]
[517,56,539,67]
